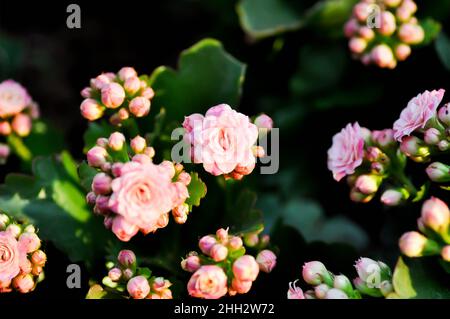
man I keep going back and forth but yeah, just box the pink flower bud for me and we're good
[302,261,328,285]
[256,250,277,273]
[81,98,104,121]
[31,265,43,276]
[0,121,11,135]
[400,136,428,157]
[355,175,381,195]
[199,235,217,255]
[108,132,126,151]
[172,203,189,219]
[426,162,450,183]
[20,258,32,273]
[395,44,411,61]
[31,250,47,266]
[0,144,10,162]
[344,18,359,37]
[112,216,139,242]
[421,197,449,233]
[372,129,395,148]
[87,146,108,167]
[151,277,169,292]
[287,280,305,299]
[141,87,155,100]
[12,273,34,293]
[6,224,21,238]
[353,3,370,22]
[254,114,273,130]
[123,268,133,280]
[438,140,449,151]
[86,192,97,205]
[314,283,329,299]
[101,83,125,109]
[92,173,112,195]
[124,76,140,95]
[18,232,41,253]
[441,246,450,262]
[424,128,441,145]
[108,267,122,281]
[94,195,110,215]
[381,189,405,206]
[12,114,32,137]
[118,108,129,121]
[118,67,137,81]
[181,255,201,272]
[111,162,124,177]
[118,249,137,267]
[210,244,228,262]
[187,265,228,299]
[349,37,367,54]
[228,236,243,250]
[244,233,259,247]
[380,11,397,36]
[398,23,424,45]
[103,215,114,229]
[144,146,155,158]
[231,278,252,294]
[91,74,112,90]
[438,103,450,125]
[216,228,229,243]
[325,288,348,299]
[129,97,150,117]
[81,87,92,98]
[177,172,191,186]
[129,135,146,154]
[156,213,170,229]
[232,255,259,282]
[371,44,395,69]
[399,231,427,257]
[127,275,150,299]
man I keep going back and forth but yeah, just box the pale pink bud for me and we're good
[314,283,329,299]
[152,277,170,292]
[228,236,243,250]
[123,268,133,280]
[141,87,155,100]
[111,162,124,177]
[112,216,139,242]
[24,225,35,234]
[129,97,150,117]
[0,144,10,161]
[210,244,228,262]
[398,23,424,45]
[118,108,129,121]
[438,140,449,151]
[302,261,328,285]
[399,231,427,257]
[6,224,21,238]
[92,173,112,195]
[216,228,229,243]
[101,162,112,172]
[177,172,191,186]
[101,83,125,109]
[156,213,170,229]
[91,74,112,90]
[13,274,34,293]
[20,259,32,274]
[127,276,150,299]
[31,250,47,266]
[124,76,140,95]
[87,146,108,167]
[371,44,395,68]
[232,255,259,282]
[287,280,305,299]
[325,288,348,299]
[81,98,104,121]
[353,3,370,22]
[421,197,449,233]
[256,250,277,273]
[181,255,201,272]
[108,268,122,281]
[400,136,428,157]
[199,235,216,255]
[12,113,32,137]
[381,189,405,206]
[438,103,450,125]
[118,67,137,81]
[355,175,380,195]
[0,121,11,135]
[426,162,450,183]
[173,203,189,218]
[424,128,441,145]
[131,154,152,165]
[395,44,411,61]
[396,0,417,22]
[81,87,92,98]
[118,249,136,267]
[18,232,41,253]
[441,246,450,262]
[108,132,126,151]
[359,26,375,40]
[349,37,367,54]
[380,11,397,36]
[130,135,146,153]
[344,18,359,38]
[254,114,273,130]
[231,279,252,294]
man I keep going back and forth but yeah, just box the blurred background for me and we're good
[0,0,449,299]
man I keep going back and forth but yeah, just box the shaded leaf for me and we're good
[83,121,114,153]
[435,32,450,71]
[185,172,207,210]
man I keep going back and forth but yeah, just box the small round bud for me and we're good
[108,132,126,151]
[181,255,201,273]
[399,231,428,257]
[129,97,150,117]
[302,261,328,285]
[92,173,112,195]
[124,76,140,95]
[12,114,32,137]
[231,279,252,294]
[325,288,348,299]
[6,224,21,238]
[118,249,137,268]
[118,67,137,81]
[426,162,450,183]
[18,232,41,253]
[80,98,104,121]
[24,224,36,233]
[254,114,273,130]
[380,11,396,36]
[398,23,424,45]
[228,236,243,250]
[216,228,229,243]
[441,246,450,262]
[256,250,277,273]
[349,37,367,54]
[141,87,155,100]
[421,197,449,233]
[232,255,259,282]
[438,103,450,125]
[127,276,150,299]
[199,235,216,255]
[87,146,108,168]
[0,121,12,135]
[395,44,411,61]
[80,87,92,98]
[381,189,406,206]
[371,44,395,69]
[355,175,381,195]
[210,244,228,262]
[101,83,125,109]
[13,273,34,293]
[108,268,122,281]
[31,250,47,266]
[130,135,146,153]
[314,284,329,299]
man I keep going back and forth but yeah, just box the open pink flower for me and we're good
[0,80,31,118]
[183,104,258,176]
[187,265,228,299]
[327,122,364,182]
[393,89,445,141]
[0,232,21,286]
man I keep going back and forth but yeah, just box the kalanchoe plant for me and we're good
[0,212,46,294]
[87,249,172,299]
[181,227,277,299]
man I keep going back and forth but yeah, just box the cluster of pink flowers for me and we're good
[86,132,191,241]
[181,228,276,299]
[288,257,393,299]
[399,197,449,262]
[328,89,450,206]
[80,67,154,124]
[183,105,271,180]
[0,213,46,293]
[0,80,40,163]
[345,0,425,68]
[102,250,172,299]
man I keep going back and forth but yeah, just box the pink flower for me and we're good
[327,122,364,181]
[11,114,32,137]
[183,104,259,176]
[393,89,445,141]
[0,231,21,285]
[0,80,31,118]
[232,255,259,282]
[108,132,126,151]
[287,280,305,299]
[187,265,228,299]
[127,275,150,299]
[111,216,139,242]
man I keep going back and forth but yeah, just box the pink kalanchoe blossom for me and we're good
[187,265,228,299]
[0,232,22,286]
[232,255,259,282]
[393,89,445,141]
[287,280,305,299]
[127,275,150,299]
[327,122,365,182]
[183,104,259,177]
[11,114,32,137]
[0,80,31,118]
[256,250,277,273]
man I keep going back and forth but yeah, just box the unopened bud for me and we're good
[118,250,136,268]
[426,162,450,183]
[256,250,277,273]
[438,103,450,125]
[421,197,449,233]
[399,231,428,257]
[130,135,146,153]
[108,132,126,151]
[302,261,329,286]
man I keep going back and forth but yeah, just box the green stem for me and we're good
[124,118,140,138]
[7,134,32,163]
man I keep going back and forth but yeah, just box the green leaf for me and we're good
[227,189,264,235]
[185,172,207,211]
[136,267,152,279]
[435,32,450,71]
[420,18,441,46]
[83,121,114,153]
[149,38,246,122]
[237,0,304,39]
[392,257,417,299]
[23,120,65,158]
[86,284,123,299]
